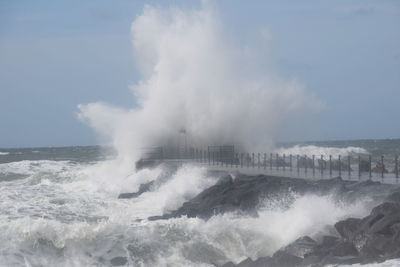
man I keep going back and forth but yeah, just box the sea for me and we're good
[1,139,400,267]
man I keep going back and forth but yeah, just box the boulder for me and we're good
[118,181,154,199]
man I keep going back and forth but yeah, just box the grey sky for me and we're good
[0,0,399,147]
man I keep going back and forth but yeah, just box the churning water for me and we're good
[0,141,399,266]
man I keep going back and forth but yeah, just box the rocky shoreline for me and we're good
[120,172,400,266]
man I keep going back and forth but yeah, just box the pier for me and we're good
[139,145,400,184]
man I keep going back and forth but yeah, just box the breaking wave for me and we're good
[274,145,369,158]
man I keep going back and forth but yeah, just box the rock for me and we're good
[281,236,317,258]
[149,172,400,221]
[269,250,303,267]
[333,202,400,263]
[236,256,272,267]
[150,175,353,220]
[185,172,400,267]
[218,201,400,267]
[335,218,362,240]
[110,256,128,266]
[386,191,400,203]
[331,241,359,257]
[118,181,154,199]
[216,174,233,186]
[221,261,236,267]
[135,159,159,170]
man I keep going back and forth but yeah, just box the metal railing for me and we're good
[139,146,399,183]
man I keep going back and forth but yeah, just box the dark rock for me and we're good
[335,218,362,240]
[135,159,159,170]
[189,172,400,267]
[333,202,400,263]
[221,261,236,267]
[216,174,233,186]
[386,191,400,203]
[236,256,272,267]
[331,241,359,257]
[220,201,400,267]
[150,175,354,220]
[118,181,154,199]
[110,256,127,266]
[269,250,303,267]
[280,236,317,258]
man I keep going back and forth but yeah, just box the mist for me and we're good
[78,3,322,164]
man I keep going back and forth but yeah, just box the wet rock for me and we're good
[269,250,303,267]
[110,256,128,266]
[280,236,317,258]
[386,191,400,203]
[333,202,400,263]
[150,175,352,220]
[335,218,362,240]
[135,159,159,170]
[331,241,359,257]
[222,202,400,267]
[118,181,154,199]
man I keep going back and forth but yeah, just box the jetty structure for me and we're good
[138,144,399,185]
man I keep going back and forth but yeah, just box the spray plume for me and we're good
[78,3,322,166]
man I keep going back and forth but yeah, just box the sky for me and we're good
[0,0,399,148]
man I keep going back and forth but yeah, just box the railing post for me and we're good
[396,155,399,179]
[270,153,273,170]
[264,153,266,170]
[212,151,215,166]
[348,155,351,178]
[321,155,323,176]
[369,155,372,178]
[276,153,279,171]
[305,155,308,175]
[312,155,315,177]
[290,154,292,172]
[252,153,255,168]
[381,155,384,179]
[283,154,286,171]
[329,155,332,177]
[339,155,341,177]
[247,153,250,168]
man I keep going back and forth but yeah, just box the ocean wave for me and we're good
[0,152,9,155]
[274,145,368,158]
[0,160,74,175]
[0,192,369,267]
